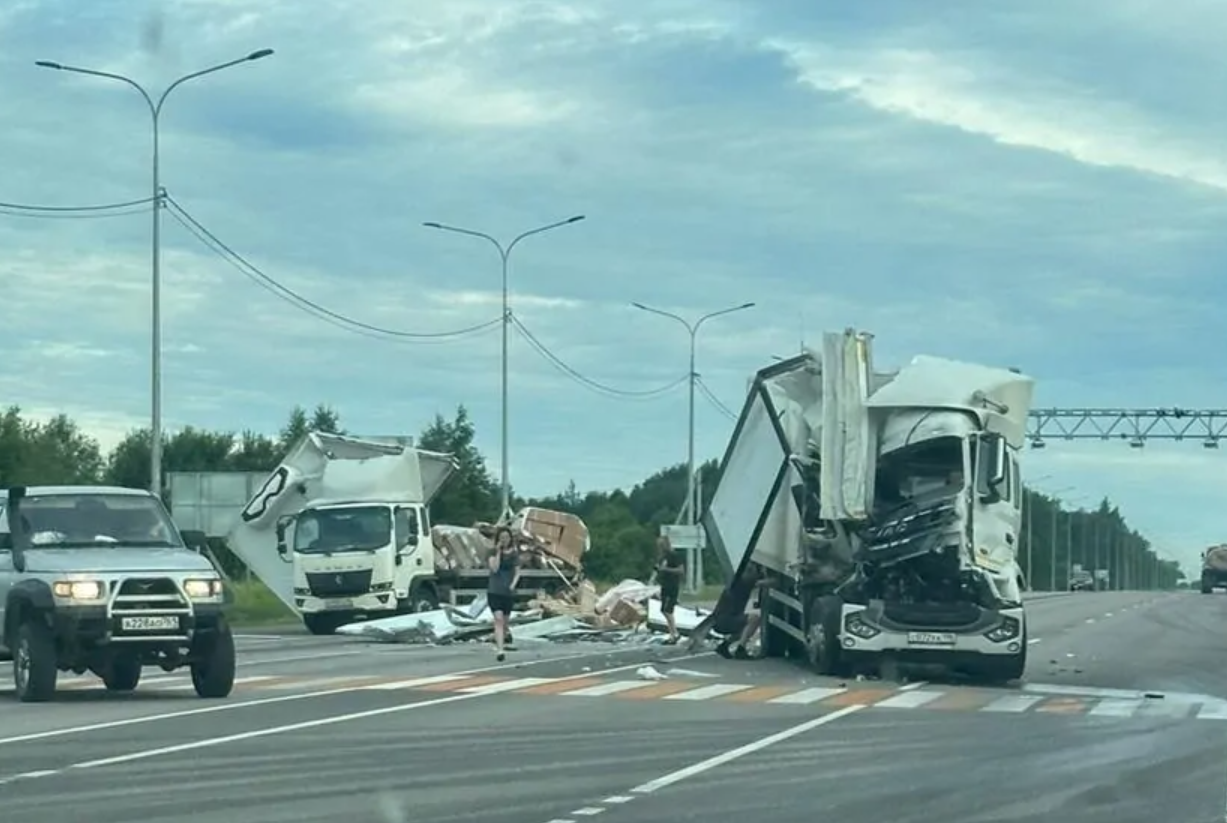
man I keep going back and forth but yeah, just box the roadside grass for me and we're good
[226,577,296,627]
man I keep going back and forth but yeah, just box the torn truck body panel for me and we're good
[702,328,1034,682]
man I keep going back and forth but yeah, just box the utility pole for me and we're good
[423,216,586,518]
[631,301,755,592]
[37,49,275,497]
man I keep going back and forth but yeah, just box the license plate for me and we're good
[120,615,179,632]
[907,631,956,646]
[324,599,353,610]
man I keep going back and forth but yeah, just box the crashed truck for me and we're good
[703,329,1034,683]
[1200,545,1227,594]
[226,433,584,635]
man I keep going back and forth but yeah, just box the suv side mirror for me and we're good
[181,529,208,552]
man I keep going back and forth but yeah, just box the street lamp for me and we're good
[37,49,275,497]
[631,301,755,591]
[422,216,585,518]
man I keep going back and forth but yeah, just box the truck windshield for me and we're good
[293,506,391,554]
[875,435,965,514]
[11,493,182,548]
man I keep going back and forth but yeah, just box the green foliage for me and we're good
[0,403,1180,592]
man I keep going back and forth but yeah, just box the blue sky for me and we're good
[1,0,1223,574]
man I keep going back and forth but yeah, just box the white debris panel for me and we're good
[336,577,712,644]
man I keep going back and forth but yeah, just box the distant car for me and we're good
[1068,571,1094,592]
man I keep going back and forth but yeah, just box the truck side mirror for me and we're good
[976,433,1007,501]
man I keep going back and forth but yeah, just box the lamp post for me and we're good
[37,49,275,498]
[422,216,585,518]
[1043,486,1074,591]
[631,301,755,592]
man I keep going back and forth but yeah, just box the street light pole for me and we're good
[423,216,586,519]
[37,49,275,498]
[631,301,755,592]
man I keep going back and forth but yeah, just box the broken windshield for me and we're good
[11,493,182,548]
[874,435,966,517]
[293,505,391,554]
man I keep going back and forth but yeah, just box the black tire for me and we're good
[409,585,439,614]
[102,653,142,692]
[303,612,350,635]
[190,619,236,699]
[13,619,58,703]
[805,595,846,677]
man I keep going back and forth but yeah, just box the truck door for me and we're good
[393,506,421,567]
[972,433,1021,575]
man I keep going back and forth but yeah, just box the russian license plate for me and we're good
[120,615,179,632]
[907,631,956,646]
[324,599,353,610]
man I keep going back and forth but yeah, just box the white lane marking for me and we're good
[874,690,944,709]
[1024,683,1146,700]
[632,705,865,794]
[766,687,845,705]
[1084,618,1096,624]
[663,684,754,701]
[898,681,929,692]
[155,676,277,692]
[460,677,553,694]
[1027,637,1042,645]
[603,796,634,804]
[981,695,1044,713]
[571,808,605,816]
[1087,699,1142,717]
[237,650,366,667]
[1196,703,1227,720]
[1104,612,1114,618]
[364,675,470,690]
[235,635,285,641]
[0,648,713,748]
[561,681,656,697]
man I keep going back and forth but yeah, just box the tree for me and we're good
[417,404,500,525]
[0,406,104,486]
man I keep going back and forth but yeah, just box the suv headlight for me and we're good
[52,580,104,600]
[183,578,224,599]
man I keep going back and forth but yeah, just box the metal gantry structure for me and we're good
[1027,407,1227,449]
[1023,407,1220,591]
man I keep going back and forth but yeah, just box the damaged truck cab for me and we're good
[704,329,1033,683]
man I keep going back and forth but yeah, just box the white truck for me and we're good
[227,433,579,634]
[703,329,1033,683]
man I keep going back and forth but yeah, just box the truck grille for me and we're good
[305,569,373,598]
[884,601,981,628]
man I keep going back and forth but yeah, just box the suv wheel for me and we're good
[102,653,142,692]
[190,619,236,699]
[13,620,57,703]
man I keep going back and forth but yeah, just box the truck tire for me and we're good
[13,619,57,703]
[408,585,438,613]
[977,627,1027,685]
[805,595,846,677]
[303,612,350,635]
[191,619,236,699]
[102,653,142,692]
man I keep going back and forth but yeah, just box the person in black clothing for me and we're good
[714,564,767,659]
[654,535,685,645]
[487,526,520,662]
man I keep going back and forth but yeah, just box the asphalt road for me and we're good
[1,590,1224,822]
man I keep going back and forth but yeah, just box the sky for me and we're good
[1,0,1223,575]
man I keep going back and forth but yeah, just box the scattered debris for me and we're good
[637,665,667,681]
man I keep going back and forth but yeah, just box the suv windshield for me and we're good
[293,505,391,554]
[12,493,183,549]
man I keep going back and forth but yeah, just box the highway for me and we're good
[0,591,1224,822]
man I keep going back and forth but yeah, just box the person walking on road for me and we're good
[654,535,685,645]
[488,526,520,662]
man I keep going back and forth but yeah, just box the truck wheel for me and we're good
[102,653,142,692]
[978,628,1028,685]
[191,619,236,699]
[303,613,350,635]
[805,595,845,677]
[13,620,57,703]
[409,585,438,614]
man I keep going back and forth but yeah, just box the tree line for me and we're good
[0,404,1182,589]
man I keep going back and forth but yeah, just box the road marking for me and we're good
[363,674,469,690]
[981,695,1044,713]
[874,690,945,709]
[898,680,930,691]
[767,687,845,705]
[561,680,656,697]
[0,655,701,783]
[1087,698,1142,717]
[0,648,714,749]
[1197,703,1227,720]
[662,683,753,701]
[1027,637,1042,645]
[460,677,554,694]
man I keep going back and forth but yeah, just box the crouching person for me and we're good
[715,565,768,660]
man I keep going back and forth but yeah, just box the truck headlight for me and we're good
[52,580,104,600]
[844,613,880,639]
[183,578,224,599]
[985,616,1021,642]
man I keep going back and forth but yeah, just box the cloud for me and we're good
[1,0,1224,568]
